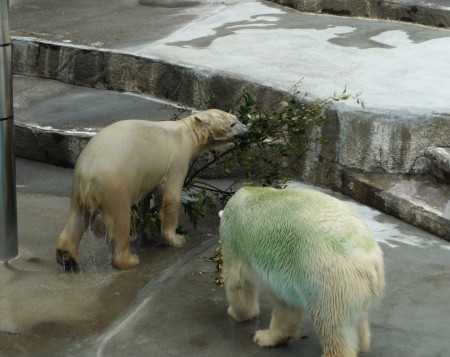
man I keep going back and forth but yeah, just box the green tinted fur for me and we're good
[222,187,376,255]
[220,187,383,308]
[220,187,384,354]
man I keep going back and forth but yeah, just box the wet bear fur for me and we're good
[56,109,248,271]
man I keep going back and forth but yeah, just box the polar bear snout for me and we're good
[230,120,249,139]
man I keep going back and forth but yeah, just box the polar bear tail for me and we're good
[78,181,100,212]
[374,258,386,298]
[369,246,386,299]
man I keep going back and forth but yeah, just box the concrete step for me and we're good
[13,76,186,167]
[12,75,450,241]
[269,0,450,28]
[11,37,450,177]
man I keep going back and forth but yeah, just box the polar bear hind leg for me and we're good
[102,202,139,270]
[225,260,260,322]
[56,198,90,272]
[313,312,362,357]
[358,315,371,353]
[252,297,304,347]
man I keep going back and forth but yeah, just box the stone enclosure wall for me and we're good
[10,37,450,239]
[12,39,450,182]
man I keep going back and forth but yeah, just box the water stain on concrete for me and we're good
[168,4,450,49]
[140,0,201,7]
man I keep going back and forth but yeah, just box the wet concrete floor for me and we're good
[2,159,450,356]
[64,183,450,357]
[0,158,217,356]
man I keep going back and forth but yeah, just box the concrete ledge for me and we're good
[341,172,450,240]
[12,38,450,177]
[11,38,450,240]
[269,0,450,28]
[14,122,93,167]
[318,109,450,175]
[13,117,450,241]
[11,38,285,113]
[13,120,450,242]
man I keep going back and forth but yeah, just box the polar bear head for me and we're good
[194,109,248,146]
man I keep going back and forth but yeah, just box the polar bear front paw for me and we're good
[112,252,140,270]
[166,233,185,247]
[227,305,259,322]
[56,248,80,272]
[227,306,245,321]
[252,329,288,347]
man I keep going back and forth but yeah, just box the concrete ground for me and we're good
[1,158,450,356]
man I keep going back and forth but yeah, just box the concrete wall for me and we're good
[12,38,449,179]
[11,38,450,239]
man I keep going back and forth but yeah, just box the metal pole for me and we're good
[0,0,18,261]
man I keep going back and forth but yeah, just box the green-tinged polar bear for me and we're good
[219,187,385,357]
[56,109,248,271]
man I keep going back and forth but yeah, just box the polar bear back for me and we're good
[220,187,376,255]
[220,187,384,308]
[73,119,194,207]
[77,119,185,174]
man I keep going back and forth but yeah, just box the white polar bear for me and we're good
[56,109,248,271]
[219,187,385,357]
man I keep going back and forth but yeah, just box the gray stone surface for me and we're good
[425,146,450,182]
[9,0,224,49]
[340,172,450,240]
[316,109,450,175]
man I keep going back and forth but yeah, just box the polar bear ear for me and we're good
[195,115,211,129]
